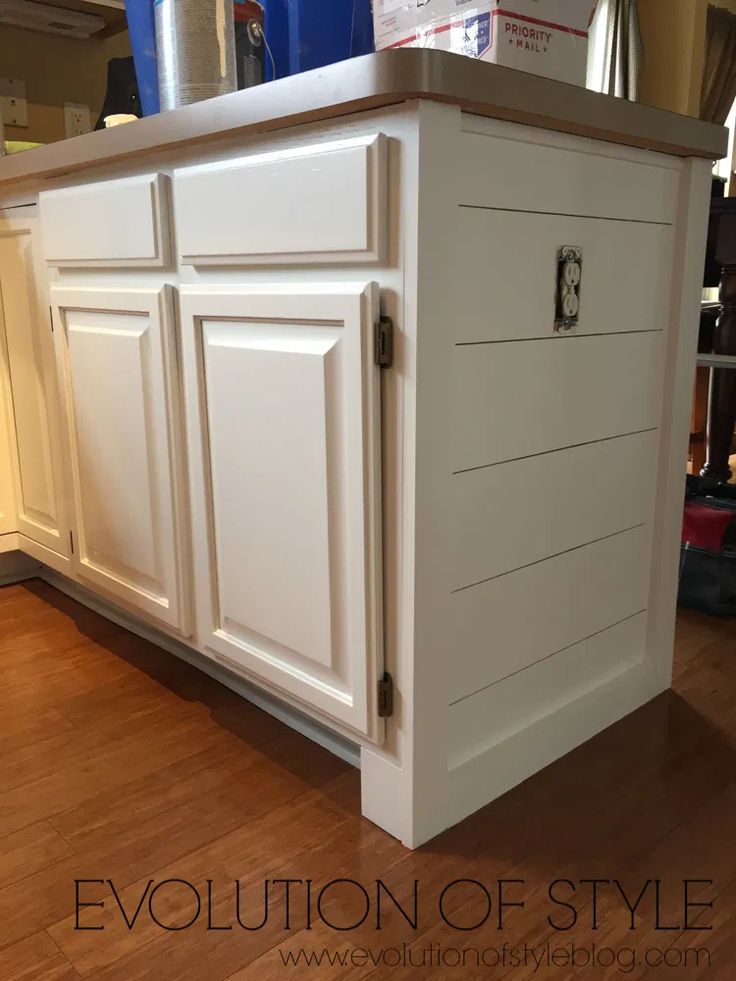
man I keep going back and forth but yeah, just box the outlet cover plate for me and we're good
[64,102,91,138]
[0,77,28,127]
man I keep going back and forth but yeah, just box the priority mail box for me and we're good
[373,0,593,87]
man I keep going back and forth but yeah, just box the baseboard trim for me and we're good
[446,659,660,829]
[39,568,361,769]
[0,532,20,555]
[17,535,71,575]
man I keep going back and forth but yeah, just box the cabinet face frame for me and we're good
[0,210,70,560]
[179,283,385,742]
[0,367,16,536]
[51,285,190,634]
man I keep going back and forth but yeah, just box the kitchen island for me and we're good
[0,50,726,847]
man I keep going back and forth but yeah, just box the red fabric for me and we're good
[682,501,736,553]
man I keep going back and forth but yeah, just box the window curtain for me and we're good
[701,5,736,124]
[586,0,643,101]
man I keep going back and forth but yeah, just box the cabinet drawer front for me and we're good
[452,430,659,591]
[460,119,680,222]
[51,286,188,633]
[173,135,386,265]
[452,331,664,472]
[39,175,169,267]
[180,284,384,741]
[449,525,651,703]
[455,208,674,343]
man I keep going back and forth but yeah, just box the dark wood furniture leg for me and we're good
[690,366,709,474]
[701,206,736,481]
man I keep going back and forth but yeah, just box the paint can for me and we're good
[234,0,265,89]
[154,0,237,112]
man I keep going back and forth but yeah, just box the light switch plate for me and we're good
[0,77,28,127]
[64,102,91,138]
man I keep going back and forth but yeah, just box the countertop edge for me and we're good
[0,49,727,190]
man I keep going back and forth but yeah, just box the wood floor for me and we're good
[0,579,735,979]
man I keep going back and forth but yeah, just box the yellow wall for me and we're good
[1,27,132,144]
[639,0,736,117]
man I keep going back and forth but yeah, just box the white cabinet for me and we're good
[51,286,189,633]
[179,283,384,740]
[0,210,69,560]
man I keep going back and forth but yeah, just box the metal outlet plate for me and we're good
[555,245,582,334]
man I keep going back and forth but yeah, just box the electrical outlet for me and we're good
[64,102,91,138]
[555,246,582,334]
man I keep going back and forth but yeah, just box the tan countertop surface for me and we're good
[0,49,727,190]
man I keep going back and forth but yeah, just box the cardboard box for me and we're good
[373,0,593,87]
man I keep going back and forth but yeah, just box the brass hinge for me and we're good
[374,316,393,368]
[377,672,394,718]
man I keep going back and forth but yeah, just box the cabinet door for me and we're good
[51,286,189,634]
[0,211,69,557]
[180,284,384,741]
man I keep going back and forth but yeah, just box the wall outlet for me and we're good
[0,77,28,127]
[554,245,582,334]
[64,103,91,138]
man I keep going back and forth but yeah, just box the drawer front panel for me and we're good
[452,430,659,590]
[173,135,386,265]
[459,121,680,222]
[452,331,664,472]
[455,208,674,343]
[449,525,651,703]
[39,174,168,267]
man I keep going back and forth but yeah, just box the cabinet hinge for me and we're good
[377,672,394,718]
[69,531,74,554]
[374,316,393,368]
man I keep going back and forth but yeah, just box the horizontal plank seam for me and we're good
[458,203,674,225]
[451,522,646,593]
[0,854,73,898]
[449,608,647,706]
[456,328,664,346]
[452,427,659,474]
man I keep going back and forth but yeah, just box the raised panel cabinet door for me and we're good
[0,211,69,556]
[180,283,384,742]
[51,286,189,634]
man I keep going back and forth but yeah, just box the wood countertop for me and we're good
[0,48,727,190]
